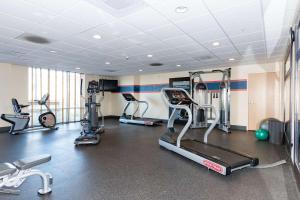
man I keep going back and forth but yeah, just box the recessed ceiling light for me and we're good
[93,34,102,39]
[75,67,80,70]
[147,54,153,58]
[212,42,220,46]
[175,6,189,13]
[50,50,56,53]
[228,58,235,61]
[176,64,181,67]
[105,61,110,65]
[139,69,143,72]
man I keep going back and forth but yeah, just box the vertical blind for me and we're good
[28,67,83,126]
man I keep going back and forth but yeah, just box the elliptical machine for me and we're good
[74,80,104,145]
[1,94,58,134]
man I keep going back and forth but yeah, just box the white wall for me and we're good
[84,74,117,116]
[0,62,283,129]
[112,62,283,128]
[0,63,28,127]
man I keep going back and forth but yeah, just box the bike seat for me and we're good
[20,113,30,116]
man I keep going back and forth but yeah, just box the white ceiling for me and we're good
[0,0,298,75]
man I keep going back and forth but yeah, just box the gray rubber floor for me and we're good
[0,119,299,200]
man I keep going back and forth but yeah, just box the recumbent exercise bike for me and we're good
[1,94,58,134]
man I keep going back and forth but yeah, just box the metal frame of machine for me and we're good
[74,80,104,145]
[1,94,58,134]
[119,93,162,126]
[159,87,258,175]
[189,68,231,133]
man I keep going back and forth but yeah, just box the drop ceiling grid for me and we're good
[139,5,227,65]
[141,1,266,66]
[0,0,297,75]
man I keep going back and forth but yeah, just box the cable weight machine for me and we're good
[189,68,231,133]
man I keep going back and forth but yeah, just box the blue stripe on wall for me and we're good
[118,84,169,93]
[116,80,247,93]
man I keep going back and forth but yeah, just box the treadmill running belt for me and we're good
[180,140,254,168]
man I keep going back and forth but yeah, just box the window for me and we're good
[28,67,83,126]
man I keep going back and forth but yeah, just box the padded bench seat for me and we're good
[0,163,17,177]
[13,154,51,170]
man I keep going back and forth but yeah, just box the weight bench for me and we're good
[0,154,52,195]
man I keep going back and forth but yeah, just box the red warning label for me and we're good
[203,160,224,173]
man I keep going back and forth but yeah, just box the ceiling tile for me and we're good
[209,45,240,58]
[61,1,116,28]
[190,28,227,44]
[230,31,265,45]
[162,35,198,47]
[144,0,209,21]
[101,38,135,50]
[0,13,39,33]
[46,42,86,53]
[95,21,141,39]
[235,40,266,52]
[175,44,207,53]
[174,14,220,34]
[121,7,170,31]
[0,0,294,75]
[203,0,256,12]
[0,26,24,39]
[201,38,233,50]
[64,36,98,49]
[125,32,159,45]
[145,24,185,40]
[0,0,57,24]
[44,16,92,36]
[139,41,171,52]
[24,0,80,14]
[211,0,264,36]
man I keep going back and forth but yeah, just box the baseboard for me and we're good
[0,126,10,133]
[1,118,246,133]
[104,115,119,119]
[231,125,247,131]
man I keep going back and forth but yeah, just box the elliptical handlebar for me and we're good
[34,94,50,105]
[80,79,105,103]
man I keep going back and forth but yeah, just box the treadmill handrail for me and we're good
[121,96,149,119]
[161,88,220,145]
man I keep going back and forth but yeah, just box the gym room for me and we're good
[0,0,299,199]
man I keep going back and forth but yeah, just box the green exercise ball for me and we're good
[255,129,269,140]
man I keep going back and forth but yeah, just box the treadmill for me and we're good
[159,88,258,175]
[119,93,162,126]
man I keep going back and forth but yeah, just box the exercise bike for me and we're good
[74,80,104,145]
[1,94,58,134]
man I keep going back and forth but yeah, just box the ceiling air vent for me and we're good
[16,33,52,44]
[104,69,118,72]
[150,63,163,66]
[84,0,146,17]
[193,55,214,61]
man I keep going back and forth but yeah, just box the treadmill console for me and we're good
[165,90,192,105]
[122,93,137,102]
